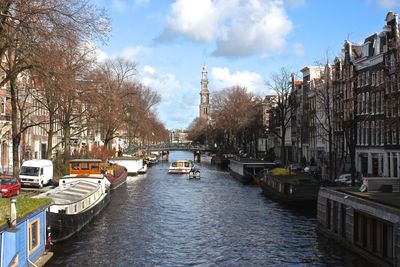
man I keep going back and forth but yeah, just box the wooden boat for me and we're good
[36,159,111,242]
[260,168,320,205]
[69,159,128,190]
[168,160,194,174]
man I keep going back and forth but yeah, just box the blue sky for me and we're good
[93,0,400,130]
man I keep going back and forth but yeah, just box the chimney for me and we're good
[10,198,17,229]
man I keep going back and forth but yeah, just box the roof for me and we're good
[69,159,102,163]
[41,181,99,205]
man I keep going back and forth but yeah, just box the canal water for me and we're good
[46,151,372,266]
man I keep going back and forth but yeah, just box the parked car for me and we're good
[334,174,361,186]
[288,163,302,171]
[0,176,21,197]
[304,165,321,174]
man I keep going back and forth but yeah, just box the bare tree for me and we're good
[211,86,257,152]
[266,68,294,164]
[0,0,110,176]
[88,58,137,149]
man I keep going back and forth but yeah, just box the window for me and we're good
[1,97,6,115]
[72,162,79,170]
[81,162,89,170]
[91,163,99,171]
[354,211,393,263]
[371,121,375,145]
[376,93,380,114]
[372,72,376,86]
[28,218,40,253]
[371,93,375,114]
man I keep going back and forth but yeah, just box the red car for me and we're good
[0,176,21,197]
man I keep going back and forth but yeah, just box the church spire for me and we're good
[199,65,210,119]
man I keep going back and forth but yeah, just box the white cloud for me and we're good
[157,0,220,42]
[140,66,180,101]
[112,0,128,12]
[157,0,293,58]
[292,43,305,57]
[143,65,155,75]
[211,67,267,95]
[377,0,400,8]
[120,46,150,61]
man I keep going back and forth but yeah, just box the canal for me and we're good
[46,151,371,266]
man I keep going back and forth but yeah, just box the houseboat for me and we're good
[1,198,52,266]
[109,156,143,175]
[260,168,320,205]
[69,159,128,190]
[317,186,400,266]
[168,160,194,174]
[36,159,111,242]
[229,158,276,184]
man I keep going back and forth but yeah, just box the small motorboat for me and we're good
[138,164,148,174]
[168,160,194,174]
[189,167,200,179]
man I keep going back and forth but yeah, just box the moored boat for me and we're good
[260,168,320,205]
[168,160,194,174]
[36,159,111,242]
[138,163,148,174]
[69,159,128,190]
[109,156,143,175]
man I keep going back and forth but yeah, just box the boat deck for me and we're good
[336,187,400,210]
[266,174,319,184]
[41,182,99,204]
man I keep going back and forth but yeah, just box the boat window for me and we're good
[20,166,39,176]
[172,162,178,167]
[91,163,99,171]
[185,162,190,167]
[81,163,89,170]
[72,163,80,170]
[40,168,43,175]
[28,218,40,253]
[74,204,77,213]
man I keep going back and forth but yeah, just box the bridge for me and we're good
[146,144,208,152]
[124,144,220,153]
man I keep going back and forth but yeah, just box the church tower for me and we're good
[199,65,210,120]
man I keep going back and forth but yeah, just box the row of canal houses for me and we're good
[258,12,400,266]
[264,11,400,182]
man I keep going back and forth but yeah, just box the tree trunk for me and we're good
[63,123,71,161]
[47,113,54,159]
[10,79,20,178]
[281,127,286,164]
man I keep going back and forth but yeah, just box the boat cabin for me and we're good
[0,201,51,266]
[69,159,103,175]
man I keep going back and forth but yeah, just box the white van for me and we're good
[19,159,53,188]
